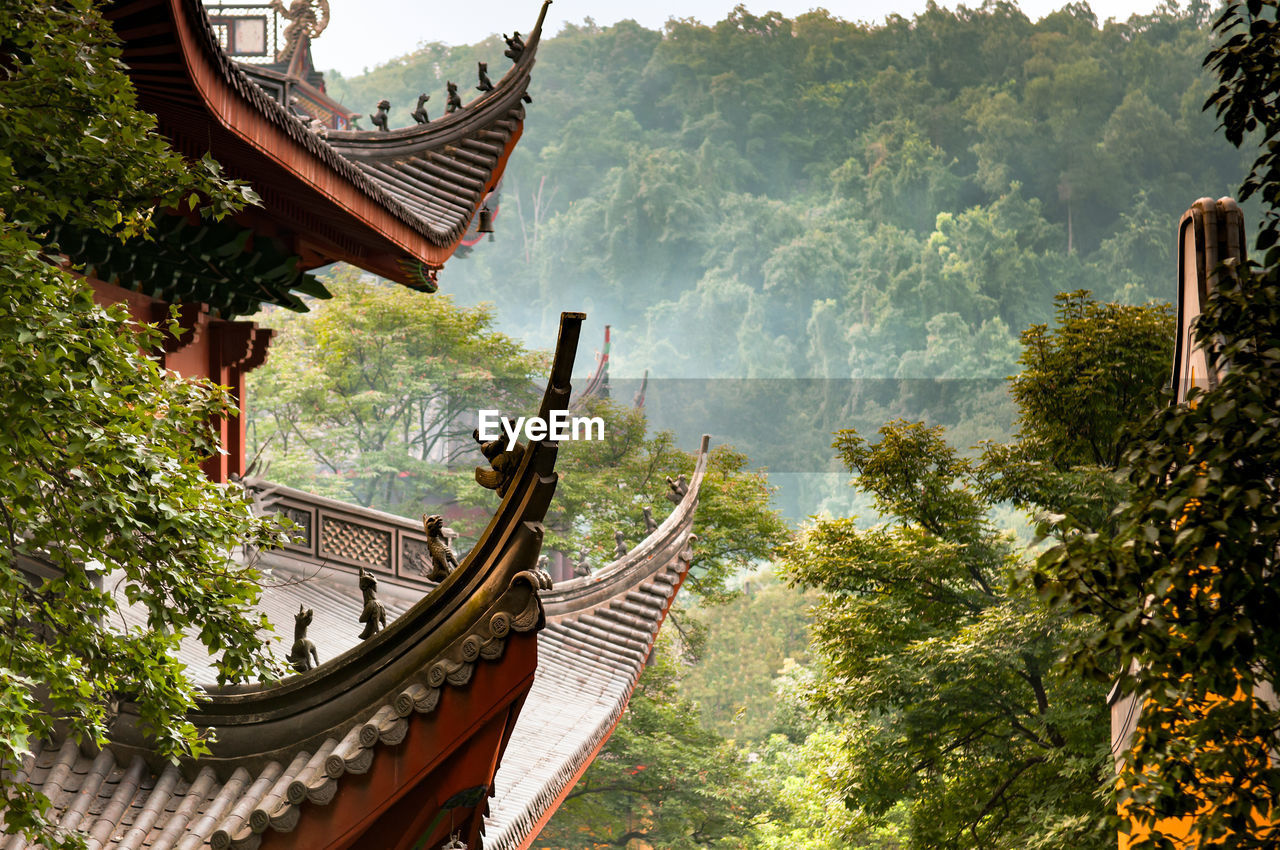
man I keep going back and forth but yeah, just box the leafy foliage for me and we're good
[247,266,547,517]
[781,421,1110,850]
[748,728,907,849]
[1009,291,1176,470]
[1031,2,1280,844]
[326,3,1247,516]
[332,2,1241,392]
[0,1,282,845]
[531,636,762,850]
[775,294,1176,849]
[1037,264,1280,848]
[677,572,817,741]
[548,398,788,598]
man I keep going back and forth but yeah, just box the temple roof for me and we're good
[103,0,548,295]
[571,325,612,408]
[16,431,707,850]
[8,314,585,850]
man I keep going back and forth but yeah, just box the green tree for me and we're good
[532,636,763,850]
[531,403,788,847]
[1036,251,1280,850]
[780,295,1176,849]
[677,572,817,741]
[247,267,547,516]
[1,0,283,845]
[543,395,788,599]
[781,421,1110,850]
[1033,1,1280,844]
[1005,291,1176,469]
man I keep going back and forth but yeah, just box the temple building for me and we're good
[78,0,544,481]
[8,2,708,848]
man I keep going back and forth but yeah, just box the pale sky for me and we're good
[311,0,1171,76]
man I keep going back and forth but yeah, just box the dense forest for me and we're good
[243,2,1273,847]
[321,1,1249,515]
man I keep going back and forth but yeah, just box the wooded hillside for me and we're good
[328,1,1242,382]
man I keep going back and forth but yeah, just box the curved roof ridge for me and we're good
[18,313,587,850]
[171,0,433,239]
[569,324,610,410]
[542,434,710,618]
[325,0,550,158]
[481,432,708,849]
[116,0,546,260]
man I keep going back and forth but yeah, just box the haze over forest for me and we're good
[319,1,1246,515]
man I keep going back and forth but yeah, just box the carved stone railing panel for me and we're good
[320,516,393,571]
[253,485,445,591]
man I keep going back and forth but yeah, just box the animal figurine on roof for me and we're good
[357,567,386,640]
[421,514,458,581]
[411,93,430,124]
[503,31,525,61]
[287,604,319,673]
[370,99,390,131]
[476,62,494,92]
[445,81,462,114]
[572,549,591,577]
[473,426,526,498]
[287,96,312,122]
[642,506,657,534]
[665,474,688,505]
[614,529,628,558]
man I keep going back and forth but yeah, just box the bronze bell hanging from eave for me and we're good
[478,204,494,241]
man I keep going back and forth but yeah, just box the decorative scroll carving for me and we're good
[278,505,312,547]
[403,537,433,578]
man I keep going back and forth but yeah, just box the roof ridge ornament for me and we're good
[288,605,320,672]
[357,567,387,640]
[268,0,330,62]
[503,31,525,62]
[473,427,526,497]
[413,93,431,124]
[370,99,391,131]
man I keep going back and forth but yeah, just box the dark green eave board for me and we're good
[47,214,331,319]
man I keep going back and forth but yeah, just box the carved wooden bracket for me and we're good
[213,321,274,373]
